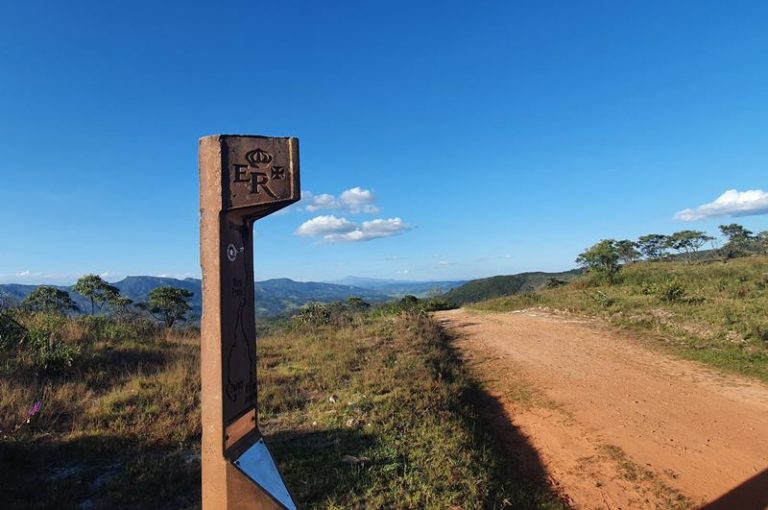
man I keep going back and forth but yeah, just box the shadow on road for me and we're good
[469,384,557,491]
[438,317,571,508]
[699,468,768,510]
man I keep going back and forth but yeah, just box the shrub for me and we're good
[420,299,456,312]
[22,329,79,372]
[747,323,768,343]
[346,296,370,311]
[577,270,624,287]
[372,295,422,316]
[716,279,729,293]
[294,301,351,327]
[576,240,621,277]
[545,277,568,289]
[75,315,160,342]
[294,302,332,325]
[585,290,615,308]
[659,280,686,302]
[74,315,109,342]
[0,312,27,351]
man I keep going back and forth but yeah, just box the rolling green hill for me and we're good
[442,270,582,305]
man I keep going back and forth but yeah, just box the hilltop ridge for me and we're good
[442,270,582,306]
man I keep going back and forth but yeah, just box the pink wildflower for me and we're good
[27,401,42,418]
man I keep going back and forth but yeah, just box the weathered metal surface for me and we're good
[222,136,300,213]
[200,134,300,509]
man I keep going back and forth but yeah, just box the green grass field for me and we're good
[472,256,768,382]
[0,308,564,509]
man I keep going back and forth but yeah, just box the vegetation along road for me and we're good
[436,308,768,510]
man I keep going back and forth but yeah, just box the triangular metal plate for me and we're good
[233,438,297,510]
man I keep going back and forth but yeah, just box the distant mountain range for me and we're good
[0,270,586,318]
[329,276,467,298]
[110,276,399,317]
[441,270,582,305]
[0,275,465,319]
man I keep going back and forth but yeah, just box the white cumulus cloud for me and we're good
[303,192,338,212]
[339,187,379,213]
[2,271,76,285]
[675,189,768,221]
[296,216,411,243]
[295,215,357,237]
[303,187,379,214]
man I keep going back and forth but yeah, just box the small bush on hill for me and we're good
[748,323,768,343]
[586,290,615,308]
[294,301,354,327]
[0,311,26,351]
[420,298,455,312]
[659,280,686,302]
[545,277,568,288]
[21,329,79,372]
[373,294,457,315]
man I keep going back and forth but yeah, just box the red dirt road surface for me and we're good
[436,308,768,510]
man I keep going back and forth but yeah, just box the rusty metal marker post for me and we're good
[199,135,300,509]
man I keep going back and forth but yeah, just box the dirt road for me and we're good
[436,308,768,510]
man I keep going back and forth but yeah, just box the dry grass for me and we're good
[0,310,563,509]
[0,325,201,510]
[258,312,565,509]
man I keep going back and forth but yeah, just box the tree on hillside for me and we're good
[615,240,640,265]
[756,231,768,256]
[718,224,753,260]
[144,286,193,329]
[73,274,120,315]
[398,295,419,311]
[576,240,621,278]
[637,234,668,261]
[545,277,568,288]
[719,223,753,242]
[23,286,79,314]
[667,230,714,263]
[110,295,138,323]
[346,296,370,311]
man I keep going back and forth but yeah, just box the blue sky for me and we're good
[1,1,767,284]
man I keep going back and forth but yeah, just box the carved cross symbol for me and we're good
[271,166,285,180]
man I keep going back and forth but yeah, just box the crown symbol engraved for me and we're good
[245,148,273,168]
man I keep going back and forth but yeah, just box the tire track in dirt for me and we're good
[436,308,768,510]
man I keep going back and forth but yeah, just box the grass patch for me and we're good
[0,331,201,510]
[471,256,768,382]
[598,444,690,510]
[1,310,563,509]
[260,311,565,509]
